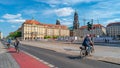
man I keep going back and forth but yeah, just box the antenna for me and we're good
[91,19,93,24]
[83,19,86,26]
[97,19,99,24]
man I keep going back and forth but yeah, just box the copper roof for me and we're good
[107,22,120,27]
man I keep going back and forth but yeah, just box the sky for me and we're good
[0,0,120,36]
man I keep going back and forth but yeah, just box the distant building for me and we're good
[0,32,3,39]
[74,24,106,38]
[106,22,120,39]
[73,11,79,30]
[70,11,79,37]
[20,19,69,40]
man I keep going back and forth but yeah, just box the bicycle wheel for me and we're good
[7,44,10,48]
[80,49,86,58]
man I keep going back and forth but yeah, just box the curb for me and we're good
[87,56,120,65]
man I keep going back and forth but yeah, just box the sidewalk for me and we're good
[21,40,120,64]
[0,41,20,68]
[0,41,50,68]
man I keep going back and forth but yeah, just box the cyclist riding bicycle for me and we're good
[14,38,20,52]
[7,38,11,48]
[82,34,94,55]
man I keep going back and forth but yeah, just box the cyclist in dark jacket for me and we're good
[82,34,93,55]
[14,38,20,52]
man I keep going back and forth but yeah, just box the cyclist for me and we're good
[82,34,93,55]
[14,38,20,52]
[7,38,11,48]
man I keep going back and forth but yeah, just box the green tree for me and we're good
[8,31,21,39]
[53,36,58,39]
[44,36,52,39]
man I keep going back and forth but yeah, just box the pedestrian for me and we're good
[14,38,20,52]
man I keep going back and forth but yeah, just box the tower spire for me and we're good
[73,10,79,30]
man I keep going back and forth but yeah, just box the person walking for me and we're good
[14,38,20,53]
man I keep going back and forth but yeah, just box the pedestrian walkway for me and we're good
[0,41,20,68]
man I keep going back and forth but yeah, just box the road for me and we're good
[19,44,120,68]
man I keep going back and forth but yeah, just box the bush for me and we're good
[44,36,52,39]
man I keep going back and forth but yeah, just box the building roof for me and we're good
[23,20,68,29]
[79,24,104,30]
[107,22,120,27]
[24,20,41,25]
[42,24,68,29]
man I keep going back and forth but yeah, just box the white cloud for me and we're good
[85,10,116,19]
[1,13,25,23]
[43,7,74,17]
[89,0,120,19]
[92,0,120,9]
[7,19,25,23]
[49,4,56,7]
[2,14,22,19]
[0,19,5,22]
[61,21,72,26]
[54,7,74,17]
[60,18,73,26]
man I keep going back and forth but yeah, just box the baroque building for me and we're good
[20,19,69,40]
[74,24,106,38]
[106,22,120,39]
[73,11,79,30]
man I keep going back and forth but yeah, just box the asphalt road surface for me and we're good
[19,44,120,68]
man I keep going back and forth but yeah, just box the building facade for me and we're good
[106,22,120,39]
[74,24,106,38]
[0,32,3,39]
[21,20,69,40]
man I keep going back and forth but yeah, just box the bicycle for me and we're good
[80,46,94,58]
[15,45,20,53]
[6,43,10,48]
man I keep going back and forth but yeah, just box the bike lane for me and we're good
[7,48,50,68]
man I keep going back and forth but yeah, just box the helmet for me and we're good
[86,34,90,37]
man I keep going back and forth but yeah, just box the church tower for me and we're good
[73,11,79,29]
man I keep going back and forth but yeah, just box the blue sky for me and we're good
[0,0,120,36]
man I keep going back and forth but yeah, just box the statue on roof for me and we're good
[56,19,61,25]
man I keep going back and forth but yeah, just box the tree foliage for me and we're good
[8,31,21,39]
